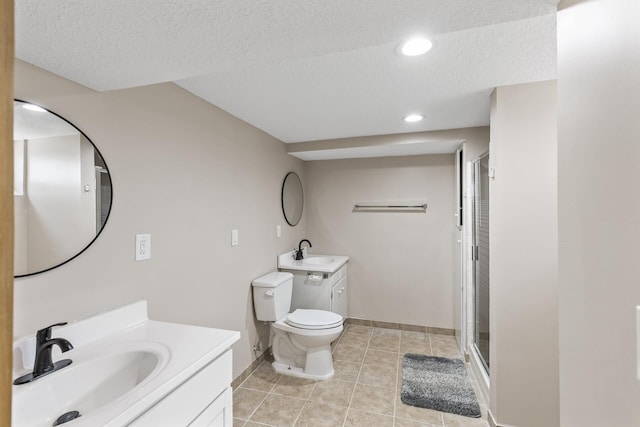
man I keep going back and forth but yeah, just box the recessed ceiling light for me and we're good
[404,114,424,123]
[22,103,46,113]
[400,37,433,56]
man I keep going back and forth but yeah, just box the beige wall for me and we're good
[558,1,640,425]
[13,60,306,379]
[305,155,456,328]
[489,81,558,426]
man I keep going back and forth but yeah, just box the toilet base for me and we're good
[272,361,335,380]
[270,324,341,380]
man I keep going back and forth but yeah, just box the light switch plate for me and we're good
[135,234,151,261]
[276,224,281,238]
[231,229,239,246]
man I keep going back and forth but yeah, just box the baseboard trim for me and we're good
[345,317,455,336]
[231,347,273,390]
[488,409,498,427]
[488,408,514,427]
[232,318,455,389]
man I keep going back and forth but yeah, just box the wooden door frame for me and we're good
[1,0,14,423]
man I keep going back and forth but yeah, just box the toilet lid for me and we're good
[286,309,343,330]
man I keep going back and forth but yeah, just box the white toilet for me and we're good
[252,271,343,380]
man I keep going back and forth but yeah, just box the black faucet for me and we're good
[14,322,74,385]
[295,239,312,260]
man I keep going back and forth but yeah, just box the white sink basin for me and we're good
[278,251,349,273]
[302,256,335,265]
[11,301,240,426]
[13,345,167,427]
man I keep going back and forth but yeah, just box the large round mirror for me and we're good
[13,100,113,277]
[281,172,304,226]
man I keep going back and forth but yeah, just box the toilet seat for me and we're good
[285,309,343,330]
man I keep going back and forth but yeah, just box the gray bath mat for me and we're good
[401,353,481,418]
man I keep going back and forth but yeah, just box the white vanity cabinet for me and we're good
[331,273,348,318]
[130,350,233,426]
[287,264,348,318]
[11,301,240,427]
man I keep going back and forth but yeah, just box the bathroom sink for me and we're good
[302,256,335,265]
[278,251,349,273]
[13,346,167,427]
[11,301,240,426]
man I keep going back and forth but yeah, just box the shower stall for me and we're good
[472,153,490,372]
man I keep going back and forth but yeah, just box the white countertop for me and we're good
[277,250,349,274]
[12,301,240,427]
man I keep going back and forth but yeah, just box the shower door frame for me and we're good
[471,153,490,375]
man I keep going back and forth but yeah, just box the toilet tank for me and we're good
[252,272,293,321]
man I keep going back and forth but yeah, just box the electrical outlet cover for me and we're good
[135,234,151,261]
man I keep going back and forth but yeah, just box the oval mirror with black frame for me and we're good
[13,100,113,278]
[281,172,304,226]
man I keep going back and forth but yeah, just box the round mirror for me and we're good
[13,100,113,278]
[281,172,304,226]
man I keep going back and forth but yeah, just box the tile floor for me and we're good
[233,325,490,427]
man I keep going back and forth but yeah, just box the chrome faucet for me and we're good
[14,322,74,385]
[294,239,312,260]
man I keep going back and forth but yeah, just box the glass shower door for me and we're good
[472,154,490,372]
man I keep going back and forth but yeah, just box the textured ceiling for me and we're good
[16,0,559,144]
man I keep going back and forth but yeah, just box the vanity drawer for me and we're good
[129,350,232,426]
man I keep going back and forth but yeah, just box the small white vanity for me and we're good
[12,301,240,427]
[277,250,349,318]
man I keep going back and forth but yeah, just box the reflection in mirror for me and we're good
[13,100,112,277]
[281,172,304,226]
